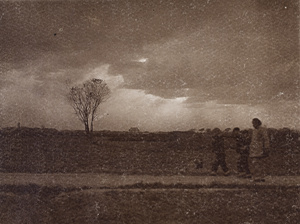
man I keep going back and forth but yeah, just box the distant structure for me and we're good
[129,127,140,133]
[17,122,20,129]
[198,128,205,133]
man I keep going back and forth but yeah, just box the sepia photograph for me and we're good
[0,0,299,223]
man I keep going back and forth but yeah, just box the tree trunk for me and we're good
[90,113,95,133]
[90,119,94,133]
[84,121,90,134]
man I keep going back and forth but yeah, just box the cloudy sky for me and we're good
[0,0,299,131]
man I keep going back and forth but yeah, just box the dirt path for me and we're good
[0,173,299,188]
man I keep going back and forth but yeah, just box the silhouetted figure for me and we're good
[249,118,270,182]
[232,127,251,178]
[211,128,230,176]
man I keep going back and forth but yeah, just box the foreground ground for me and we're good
[0,131,299,223]
[0,173,300,224]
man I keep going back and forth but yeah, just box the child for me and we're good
[211,128,230,176]
[232,128,251,178]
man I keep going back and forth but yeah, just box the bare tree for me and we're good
[67,78,110,134]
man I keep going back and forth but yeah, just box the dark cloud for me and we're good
[107,0,299,104]
[0,0,299,130]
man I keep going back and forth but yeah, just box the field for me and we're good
[0,128,299,175]
[0,128,300,223]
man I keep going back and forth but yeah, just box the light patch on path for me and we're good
[0,173,299,188]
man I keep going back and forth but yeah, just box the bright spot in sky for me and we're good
[172,97,188,103]
[138,58,148,63]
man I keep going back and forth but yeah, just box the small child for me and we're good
[232,128,251,178]
[211,128,230,176]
